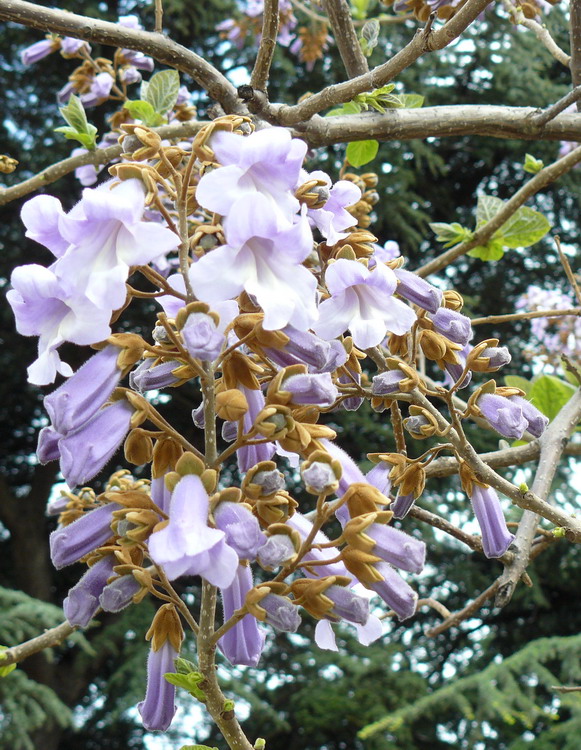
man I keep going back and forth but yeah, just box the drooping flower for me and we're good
[147,474,238,587]
[80,72,115,107]
[368,562,418,620]
[20,37,59,65]
[63,555,116,627]
[431,307,473,346]
[469,484,515,558]
[100,573,142,613]
[237,385,276,472]
[190,194,317,331]
[477,393,528,439]
[392,267,442,313]
[213,500,267,561]
[196,127,307,227]
[219,564,266,667]
[314,259,416,349]
[50,502,121,569]
[507,395,549,438]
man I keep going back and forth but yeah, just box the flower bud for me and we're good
[431,308,473,346]
[394,268,443,313]
[216,388,249,421]
[124,428,154,466]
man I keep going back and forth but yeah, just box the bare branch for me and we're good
[301,106,581,147]
[426,580,501,637]
[416,143,581,278]
[0,0,241,112]
[0,120,204,206]
[0,621,76,667]
[532,87,581,129]
[263,0,492,124]
[555,237,581,305]
[502,0,570,68]
[251,0,280,91]
[154,0,163,34]
[571,0,581,110]
[322,0,369,78]
[495,388,581,607]
[471,307,581,326]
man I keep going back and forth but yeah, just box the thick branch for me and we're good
[417,143,581,278]
[495,388,581,607]
[323,0,369,78]
[265,0,492,124]
[0,120,204,206]
[0,0,241,112]
[250,0,279,91]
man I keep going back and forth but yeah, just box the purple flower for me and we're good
[138,640,178,731]
[100,573,141,612]
[365,524,426,574]
[121,49,154,71]
[431,307,473,346]
[282,372,338,406]
[366,462,392,496]
[50,502,121,569]
[263,325,347,373]
[390,492,415,519]
[371,369,407,396]
[305,170,361,245]
[368,562,418,620]
[37,426,63,463]
[80,72,114,107]
[71,148,102,186]
[257,534,296,569]
[196,128,307,227]
[119,66,142,85]
[190,194,317,332]
[373,241,401,262]
[314,259,416,349]
[237,386,275,472]
[7,264,112,385]
[213,501,267,561]
[20,194,69,256]
[60,37,90,56]
[470,484,515,558]
[44,345,122,434]
[148,474,238,587]
[181,312,225,361]
[59,399,134,487]
[219,565,266,666]
[314,612,383,651]
[63,555,116,627]
[130,359,182,392]
[260,593,301,632]
[21,38,58,65]
[444,344,472,389]
[508,396,548,438]
[151,475,172,515]
[57,82,76,104]
[480,345,512,369]
[324,584,369,624]
[478,393,528,439]
[393,267,442,314]
[302,461,338,495]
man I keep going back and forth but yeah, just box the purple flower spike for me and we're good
[470,484,515,558]
[63,555,116,627]
[21,38,58,65]
[390,492,415,519]
[181,313,225,362]
[44,345,122,434]
[261,593,301,632]
[100,573,141,613]
[393,268,443,313]
[325,585,369,625]
[282,372,338,407]
[213,501,267,561]
[371,369,407,396]
[431,308,473,346]
[368,562,418,620]
[138,640,178,732]
[59,400,134,487]
[508,396,549,438]
[50,502,121,569]
[315,259,417,350]
[219,565,266,667]
[148,474,238,587]
[478,393,528,440]
[366,525,426,574]
[366,462,392,496]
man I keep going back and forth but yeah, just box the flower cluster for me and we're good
[7,117,550,735]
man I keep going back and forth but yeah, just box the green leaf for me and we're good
[396,93,424,108]
[524,153,544,174]
[55,95,98,150]
[123,100,165,127]
[468,238,506,261]
[144,69,180,114]
[54,126,98,150]
[496,205,551,249]
[0,646,16,678]
[346,139,379,167]
[476,194,505,225]
[164,671,207,701]
[429,221,474,248]
[527,374,576,421]
[504,375,532,395]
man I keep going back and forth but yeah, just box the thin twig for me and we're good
[425,580,501,637]
[322,0,369,78]
[471,307,581,326]
[533,87,581,129]
[289,0,413,26]
[571,0,581,110]
[251,0,280,91]
[416,144,581,278]
[502,0,570,69]
[555,237,581,305]
[0,621,76,667]
[154,0,163,33]
[552,685,581,693]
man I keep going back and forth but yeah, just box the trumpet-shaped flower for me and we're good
[470,484,515,558]
[138,640,178,731]
[190,194,317,331]
[219,564,266,666]
[314,259,416,349]
[148,474,238,588]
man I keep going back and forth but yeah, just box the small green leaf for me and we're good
[430,221,473,248]
[397,93,424,108]
[504,375,532,395]
[519,482,529,493]
[528,374,576,421]
[497,206,551,249]
[54,125,98,150]
[165,670,207,701]
[346,139,379,167]
[0,647,16,678]
[467,239,505,261]
[144,69,181,114]
[254,740,266,750]
[55,95,98,150]
[124,99,165,127]
[524,153,544,174]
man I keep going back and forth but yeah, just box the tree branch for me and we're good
[250,0,279,91]
[0,120,204,206]
[416,143,581,278]
[495,388,581,607]
[262,0,492,124]
[0,621,77,667]
[570,0,581,109]
[322,0,369,78]
[0,0,242,112]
